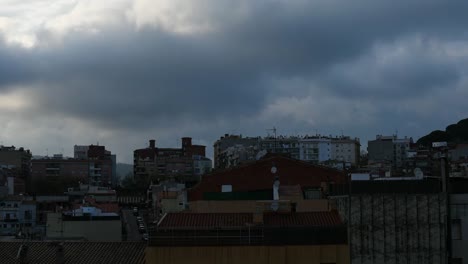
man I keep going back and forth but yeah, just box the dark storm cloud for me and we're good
[1,0,468,135]
[0,42,37,88]
[320,44,462,100]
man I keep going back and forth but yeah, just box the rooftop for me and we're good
[157,211,343,229]
[189,156,346,201]
[0,242,145,264]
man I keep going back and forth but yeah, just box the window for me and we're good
[452,219,462,240]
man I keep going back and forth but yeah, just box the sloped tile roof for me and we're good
[0,242,146,264]
[158,213,253,229]
[158,211,343,229]
[188,156,346,201]
[263,211,343,227]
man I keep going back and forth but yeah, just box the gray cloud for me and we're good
[1,1,468,162]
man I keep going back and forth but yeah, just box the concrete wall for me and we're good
[46,213,121,241]
[333,194,447,264]
[451,194,468,264]
[146,245,350,264]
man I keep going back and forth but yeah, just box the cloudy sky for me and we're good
[1,0,467,163]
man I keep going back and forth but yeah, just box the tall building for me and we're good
[367,135,412,168]
[32,145,116,188]
[213,134,260,168]
[133,138,211,186]
[330,136,361,165]
[0,146,32,194]
[213,134,360,170]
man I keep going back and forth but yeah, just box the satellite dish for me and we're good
[256,150,267,160]
[271,166,277,174]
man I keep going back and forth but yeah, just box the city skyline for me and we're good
[1,1,468,164]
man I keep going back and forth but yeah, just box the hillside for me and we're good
[417,118,468,146]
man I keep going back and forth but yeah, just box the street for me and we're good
[122,209,142,241]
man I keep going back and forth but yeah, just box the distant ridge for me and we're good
[116,163,133,179]
[417,118,468,147]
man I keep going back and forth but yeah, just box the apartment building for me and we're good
[367,135,412,168]
[134,138,212,186]
[0,195,36,236]
[32,145,116,187]
[0,146,32,194]
[214,134,360,169]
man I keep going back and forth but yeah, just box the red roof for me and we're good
[158,213,253,228]
[158,211,343,229]
[188,156,346,201]
[263,211,342,227]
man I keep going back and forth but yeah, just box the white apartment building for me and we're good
[331,136,361,165]
[298,137,331,163]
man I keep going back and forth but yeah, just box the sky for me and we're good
[1,0,468,163]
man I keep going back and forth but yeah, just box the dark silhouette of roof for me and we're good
[157,211,343,229]
[0,242,146,264]
[263,211,342,227]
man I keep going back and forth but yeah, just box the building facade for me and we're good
[368,135,412,168]
[0,146,32,194]
[214,134,360,170]
[331,179,448,264]
[134,138,211,186]
[0,196,36,236]
[32,145,116,187]
[46,207,121,241]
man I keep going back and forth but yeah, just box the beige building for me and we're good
[46,211,121,241]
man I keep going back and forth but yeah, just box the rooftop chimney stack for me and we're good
[149,139,156,149]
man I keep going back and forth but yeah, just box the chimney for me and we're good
[273,179,280,201]
[149,140,156,149]
[182,137,192,147]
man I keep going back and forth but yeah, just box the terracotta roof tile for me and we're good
[157,211,343,229]
[158,213,253,229]
[189,156,346,201]
[0,242,146,264]
[263,211,343,227]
